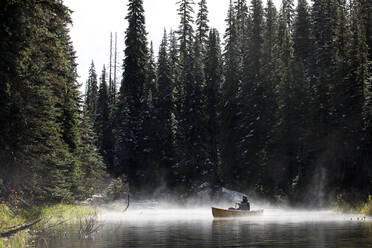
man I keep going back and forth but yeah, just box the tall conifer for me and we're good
[115,0,149,190]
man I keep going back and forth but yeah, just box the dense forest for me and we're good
[1,0,371,208]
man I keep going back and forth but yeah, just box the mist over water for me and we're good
[39,202,372,248]
[100,202,366,223]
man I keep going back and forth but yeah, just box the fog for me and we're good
[99,201,369,224]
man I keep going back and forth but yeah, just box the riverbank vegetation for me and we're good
[0,202,100,247]
[361,197,372,216]
[335,195,372,216]
[0,1,371,242]
[0,204,29,248]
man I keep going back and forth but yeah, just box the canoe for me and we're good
[212,207,264,218]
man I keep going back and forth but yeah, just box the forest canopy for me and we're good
[0,0,371,207]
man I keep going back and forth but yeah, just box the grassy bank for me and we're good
[0,204,29,248]
[0,203,99,247]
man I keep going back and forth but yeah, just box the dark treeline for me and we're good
[85,0,371,206]
[1,0,371,208]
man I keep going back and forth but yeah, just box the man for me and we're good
[237,196,250,211]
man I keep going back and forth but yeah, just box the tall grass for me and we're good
[1,203,101,247]
[0,204,29,248]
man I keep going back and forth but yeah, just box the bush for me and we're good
[361,196,372,216]
[105,176,129,201]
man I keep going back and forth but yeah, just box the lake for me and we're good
[36,207,372,248]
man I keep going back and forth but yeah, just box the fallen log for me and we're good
[0,219,41,238]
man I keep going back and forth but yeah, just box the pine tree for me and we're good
[220,0,241,188]
[184,35,209,192]
[95,66,111,164]
[175,0,209,194]
[152,30,175,191]
[256,0,279,197]
[234,0,249,88]
[205,28,223,193]
[236,0,265,191]
[235,0,249,35]
[115,0,149,191]
[196,0,209,51]
[145,42,157,107]
[281,0,295,29]
[273,1,299,198]
[288,0,312,202]
[140,41,159,193]
[293,0,311,64]
[85,61,98,119]
[358,0,371,61]
[75,112,106,199]
[0,0,105,202]
[307,0,353,205]
[341,0,372,200]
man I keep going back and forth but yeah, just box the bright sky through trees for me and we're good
[64,0,281,85]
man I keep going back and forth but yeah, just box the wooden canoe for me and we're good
[212,207,264,218]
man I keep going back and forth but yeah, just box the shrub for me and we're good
[361,196,372,216]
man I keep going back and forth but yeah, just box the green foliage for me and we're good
[85,61,99,120]
[115,0,150,192]
[361,196,372,216]
[1,0,371,207]
[0,204,29,248]
[220,0,241,189]
[0,0,106,203]
[335,195,372,216]
[196,0,209,52]
[105,177,129,201]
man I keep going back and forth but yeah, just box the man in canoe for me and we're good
[237,196,250,211]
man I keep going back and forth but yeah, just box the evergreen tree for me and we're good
[75,112,107,199]
[115,0,149,191]
[281,0,295,29]
[234,0,249,36]
[288,0,312,202]
[205,28,223,193]
[237,0,266,190]
[275,3,303,199]
[234,0,250,88]
[145,42,157,107]
[175,0,211,194]
[85,61,98,119]
[196,0,209,51]
[359,0,371,61]
[220,0,241,188]
[95,66,111,166]
[152,30,175,191]
[255,0,279,197]
[0,0,105,202]
[141,41,158,193]
[341,0,372,200]
[293,0,311,64]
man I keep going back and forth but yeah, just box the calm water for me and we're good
[37,208,372,248]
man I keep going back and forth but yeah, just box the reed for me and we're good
[79,210,102,238]
[0,204,29,248]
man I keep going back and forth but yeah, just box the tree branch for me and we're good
[0,219,41,238]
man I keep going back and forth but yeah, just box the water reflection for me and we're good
[37,209,372,248]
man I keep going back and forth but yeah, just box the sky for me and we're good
[64,0,281,88]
